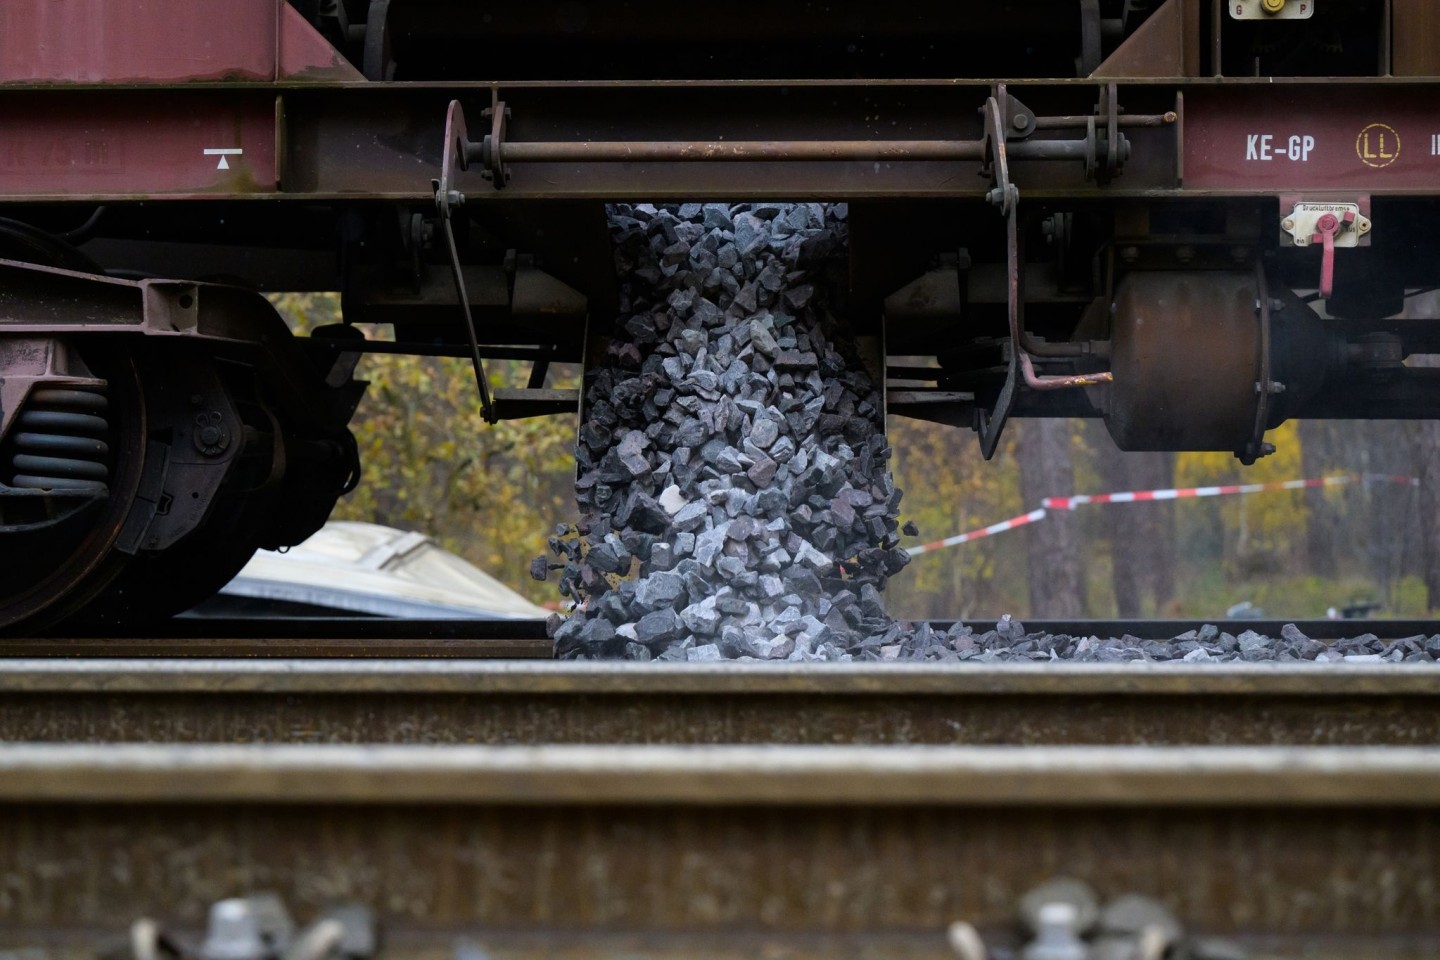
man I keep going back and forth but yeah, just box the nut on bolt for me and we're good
[194,410,231,457]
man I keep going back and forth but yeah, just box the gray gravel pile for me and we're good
[538,201,910,661]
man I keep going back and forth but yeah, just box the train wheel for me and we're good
[75,476,277,626]
[0,344,148,631]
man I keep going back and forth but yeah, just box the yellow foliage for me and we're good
[269,292,578,605]
[884,417,1025,618]
[1176,421,1311,573]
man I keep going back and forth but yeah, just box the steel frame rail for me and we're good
[0,80,1435,202]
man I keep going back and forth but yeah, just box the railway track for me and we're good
[2,659,1438,746]
[1,653,1439,959]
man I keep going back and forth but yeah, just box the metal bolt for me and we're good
[1262,0,1286,12]
[1359,221,1371,233]
[1281,218,1296,231]
[1012,114,1030,132]
[193,411,230,457]
[1120,246,1140,264]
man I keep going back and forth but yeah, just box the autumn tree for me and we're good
[885,417,1025,618]
[1016,419,1083,617]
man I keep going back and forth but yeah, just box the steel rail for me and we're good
[2,658,1437,695]
[2,660,1435,748]
[2,743,1438,806]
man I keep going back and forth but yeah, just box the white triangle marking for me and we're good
[217,156,229,170]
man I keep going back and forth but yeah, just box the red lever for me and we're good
[1310,211,1356,300]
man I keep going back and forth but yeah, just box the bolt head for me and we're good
[1282,218,1296,231]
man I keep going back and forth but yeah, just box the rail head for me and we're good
[1,743,1438,806]
[0,658,1437,695]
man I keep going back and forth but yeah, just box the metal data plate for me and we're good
[1280,202,1370,248]
[1230,0,1315,19]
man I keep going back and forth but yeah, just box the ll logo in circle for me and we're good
[1357,123,1401,168]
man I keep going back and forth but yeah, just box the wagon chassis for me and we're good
[3,0,1440,629]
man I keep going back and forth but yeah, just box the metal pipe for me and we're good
[500,136,1105,164]
[1013,210,1111,359]
[1019,350,1113,390]
[1032,111,1176,129]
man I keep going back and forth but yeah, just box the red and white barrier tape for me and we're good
[907,473,1418,557]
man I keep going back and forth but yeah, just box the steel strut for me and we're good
[977,91,1113,459]
[977,93,1020,460]
[436,100,496,424]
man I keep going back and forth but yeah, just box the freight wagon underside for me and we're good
[3,0,1440,631]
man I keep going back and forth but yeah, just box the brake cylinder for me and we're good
[1102,271,1329,454]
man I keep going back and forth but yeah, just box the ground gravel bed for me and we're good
[898,618,1440,663]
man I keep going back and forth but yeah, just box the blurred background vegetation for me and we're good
[273,292,1436,619]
